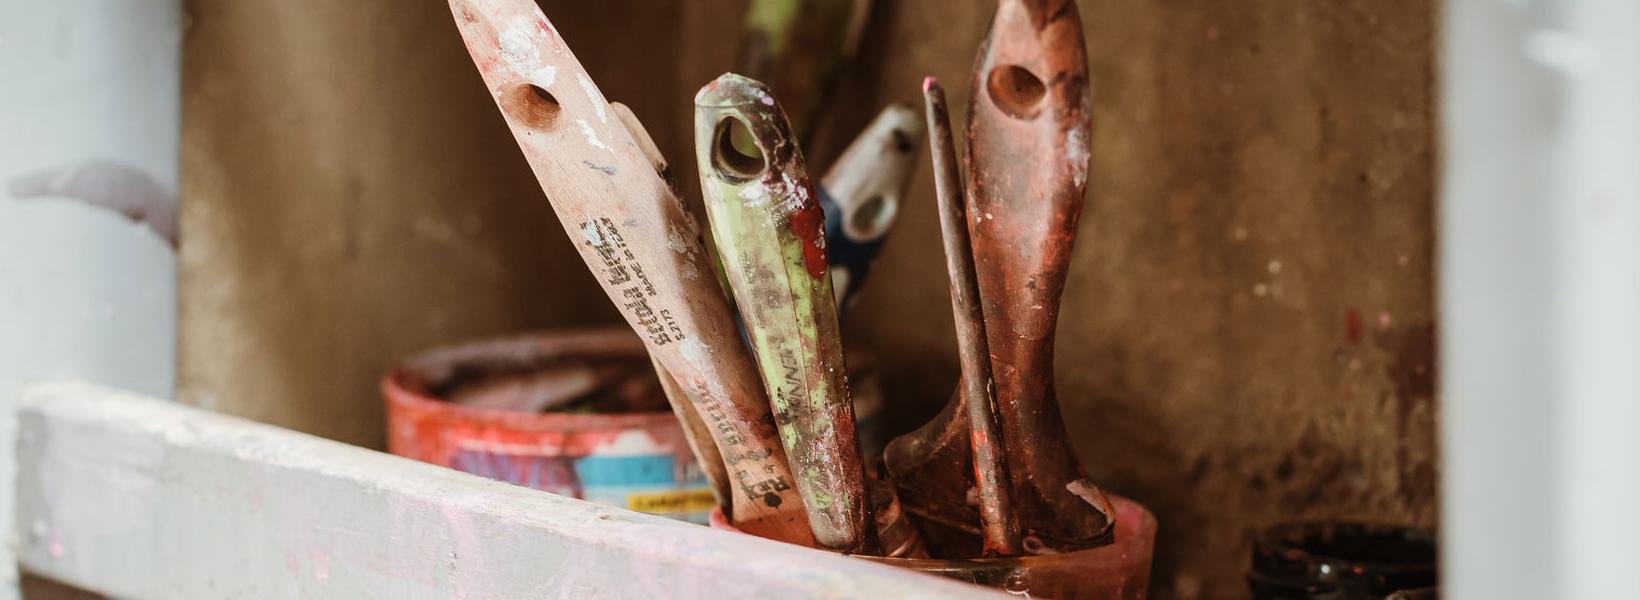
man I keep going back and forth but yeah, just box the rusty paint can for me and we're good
[860,495,1155,599]
[383,328,715,523]
[711,493,1155,598]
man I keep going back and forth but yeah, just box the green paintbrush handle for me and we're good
[694,73,875,553]
[738,0,870,144]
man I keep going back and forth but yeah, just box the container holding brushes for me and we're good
[444,0,1158,597]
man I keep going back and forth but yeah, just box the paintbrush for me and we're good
[739,0,873,146]
[608,100,735,508]
[884,0,1112,555]
[818,104,922,308]
[694,73,876,553]
[448,0,812,546]
[965,0,1112,550]
[924,77,1022,556]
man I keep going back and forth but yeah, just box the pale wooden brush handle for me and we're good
[448,0,812,544]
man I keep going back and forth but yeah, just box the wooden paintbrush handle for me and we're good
[448,0,811,545]
[925,78,1022,556]
[611,101,734,511]
[965,0,1110,546]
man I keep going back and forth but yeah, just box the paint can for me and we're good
[383,328,715,523]
[710,494,1156,598]
[1245,521,1437,599]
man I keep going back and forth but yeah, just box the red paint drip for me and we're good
[788,195,828,278]
[1345,309,1362,344]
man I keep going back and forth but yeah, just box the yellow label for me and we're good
[628,489,717,515]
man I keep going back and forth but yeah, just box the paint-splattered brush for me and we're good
[925,77,1022,556]
[965,0,1112,549]
[694,73,876,553]
[608,100,735,508]
[739,0,872,146]
[448,0,812,546]
[818,104,923,309]
[883,0,1113,555]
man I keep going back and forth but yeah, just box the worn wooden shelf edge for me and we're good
[14,382,1001,599]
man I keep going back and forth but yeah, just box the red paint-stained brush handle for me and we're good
[965,0,1111,547]
[447,0,812,546]
[926,78,1022,556]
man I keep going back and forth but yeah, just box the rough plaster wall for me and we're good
[839,2,1439,597]
[178,1,713,444]
[181,1,1436,597]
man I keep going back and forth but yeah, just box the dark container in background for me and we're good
[1246,521,1437,599]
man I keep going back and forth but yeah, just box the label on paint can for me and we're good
[450,440,712,524]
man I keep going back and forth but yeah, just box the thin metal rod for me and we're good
[925,77,1021,556]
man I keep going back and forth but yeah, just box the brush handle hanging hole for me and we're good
[891,128,915,154]
[847,194,898,241]
[987,64,1046,120]
[501,84,561,130]
[712,116,767,181]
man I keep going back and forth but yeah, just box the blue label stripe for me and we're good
[572,454,678,487]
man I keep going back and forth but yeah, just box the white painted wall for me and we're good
[0,0,182,594]
[1442,0,1640,598]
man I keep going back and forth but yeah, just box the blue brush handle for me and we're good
[819,185,883,312]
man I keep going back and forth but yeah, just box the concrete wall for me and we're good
[181,1,1436,597]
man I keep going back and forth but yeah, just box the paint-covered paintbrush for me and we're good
[739,0,872,146]
[448,0,812,546]
[818,105,922,308]
[966,0,1112,549]
[608,100,735,508]
[924,77,1022,556]
[694,73,876,553]
[884,0,1113,555]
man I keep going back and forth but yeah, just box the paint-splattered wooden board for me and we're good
[15,382,1002,599]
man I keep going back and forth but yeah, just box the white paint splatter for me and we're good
[667,226,702,280]
[665,226,691,254]
[677,340,729,406]
[578,73,607,123]
[1065,125,1090,189]
[576,119,612,153]
[591,430,670,457]
[498,22,557,86]
[777,171,810,216]
[581,220,604,245]
[739,183,771,208]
